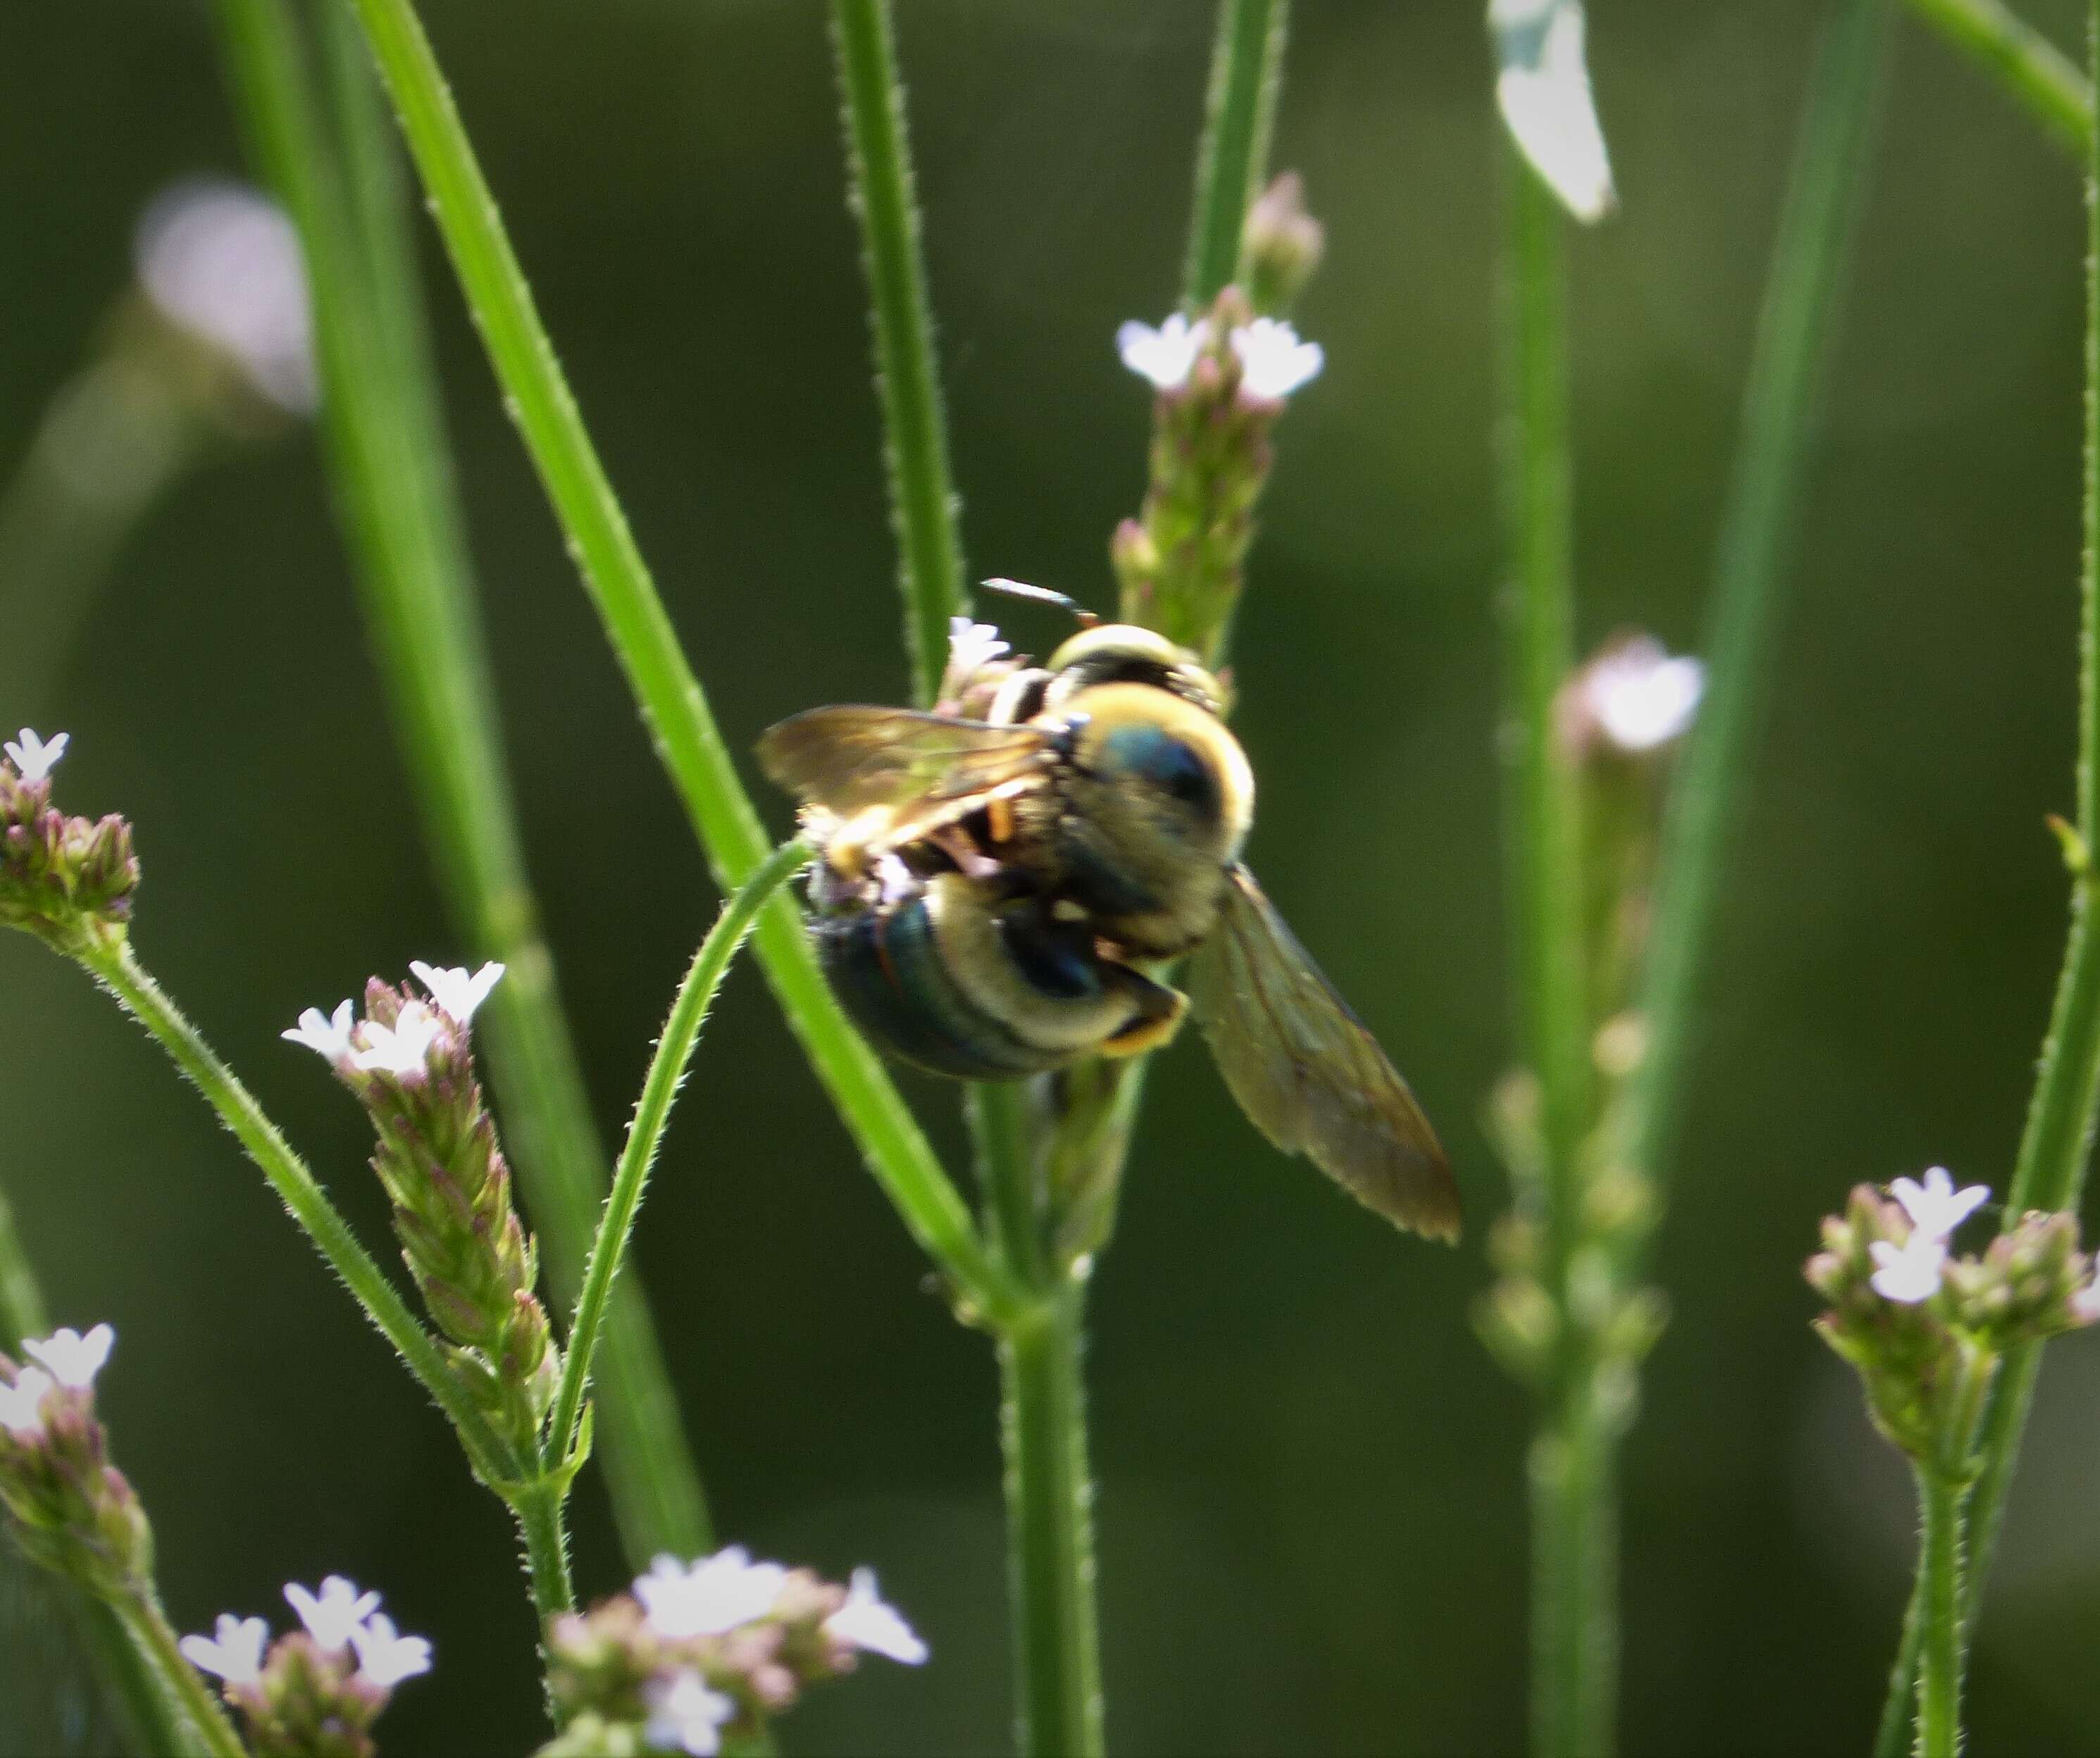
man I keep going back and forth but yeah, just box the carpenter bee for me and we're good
[757,597,1460,1241]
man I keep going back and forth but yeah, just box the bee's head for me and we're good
[1060,682,1254,889]
[1043,625,1226,717]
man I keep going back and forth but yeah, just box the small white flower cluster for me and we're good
[181,1573,432,1691]
[0,1323,114,1438]
[1868,1168,1990,1304]
[1116,312,1324,401]
[4,728,69,785]
[282,961,506,1075]
[630,1548,926,1756]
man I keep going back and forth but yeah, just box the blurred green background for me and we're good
[6,1,2099,1752]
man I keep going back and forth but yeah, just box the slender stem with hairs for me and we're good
[828,0,967,707]
[1911,1468,1965,1758]
[1876,8,2100,1748]
[1184,0,1291,306]
[1903,0,2092,158]
[551,838,809,1464]
[108,1587,249,1758]
[337,0,1024,1333]
[217,0,713,1564]
[1496,144,1603,1758]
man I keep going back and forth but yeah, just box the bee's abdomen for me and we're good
[812,873,1165,1080]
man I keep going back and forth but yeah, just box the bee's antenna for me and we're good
[980,577,1100,629]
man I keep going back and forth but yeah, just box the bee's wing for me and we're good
[757,706,1057,816]
[1188,865,1460,1241]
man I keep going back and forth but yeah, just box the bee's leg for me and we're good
[1099,968,1186,1056]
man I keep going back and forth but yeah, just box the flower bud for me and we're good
[1241,173,1327,319]
[0,1327,151,1600]
[285,965,557,1455]
[1,736,140,956]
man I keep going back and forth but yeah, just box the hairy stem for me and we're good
[1496,132,1601,1758]
[1903,0,2092,158]
[109,1585,249,1758]
[337,0,1024,1332]
[71,937,518,1488]
[216,0,713,1566]
[997,1288,1104,1758]
[552,838,809,1464]
[1880,11,2100,1748]
[1912,1468,1965,1758]
[514,1478,578,1623]
[829,0,967,707]
[1184,0,1291,306]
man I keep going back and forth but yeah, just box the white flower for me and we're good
[1491,0,1616,225]
[1582,638,1705,752]
[22,1324,114,1391]
[135,180,318,414]
[945,617,1010,682]
[4,729,69,784]
[350,1004,444,1078]
[409,961,506,1026]
[180,1614,271,1687]
[0,1367,55,1438]
[643,1668,736,1757]
[1870,1233,1949,1305]
[1117,313,1209,392]
[1230,317,1324,401]
[282,999,357,1062]
[824,1567,928,1666]
[283,1576,382,1652]
[1890,1167,1990,1245]
[348,1613,433,1689]
[634,1549,787,1640]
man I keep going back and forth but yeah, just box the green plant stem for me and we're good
[1877,11,2100,1747]
[0,1183,51,1348]
[338,0,1024,1334]
[996,1288,1103,1758]
[108,1586,249,1758]
[1496,144,1603,1758]
[1912,1468,1965,1758]
[1903,0,2092,158]
[1621,0,1890,1199]
[70,935,518,1488]
[514,1478,578,1621]
[551,837,809,1463]
[1184,0,1290,306]
[829,0,966,709]
[217,0,714,1567]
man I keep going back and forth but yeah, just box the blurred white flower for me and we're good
[635,1548,787,1640]
[1230,317,1324,401]
[0,1367,55,1438]
[284,1576,381,1652]
[1579,637,1705,752]
[945,617,1010,681]
[22,1324,113,1391]
[180,1614,271,1687]
[409,961,505,1026]
[1491,0,1616,225]
[1870,1233,1948,1305]
[1117,313,1209,392]
[4,729,69,783]
[824,1567,928,1666]
[644,1668,736,1757]
[282,999,357,1063]
[351,1004,444,1078]
[1891,1167,1990,1244]
[2072,1274,2100,1325]
[349,1613,433,1689]
[136,180,318,414]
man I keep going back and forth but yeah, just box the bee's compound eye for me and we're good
[1102,724,1219,822]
